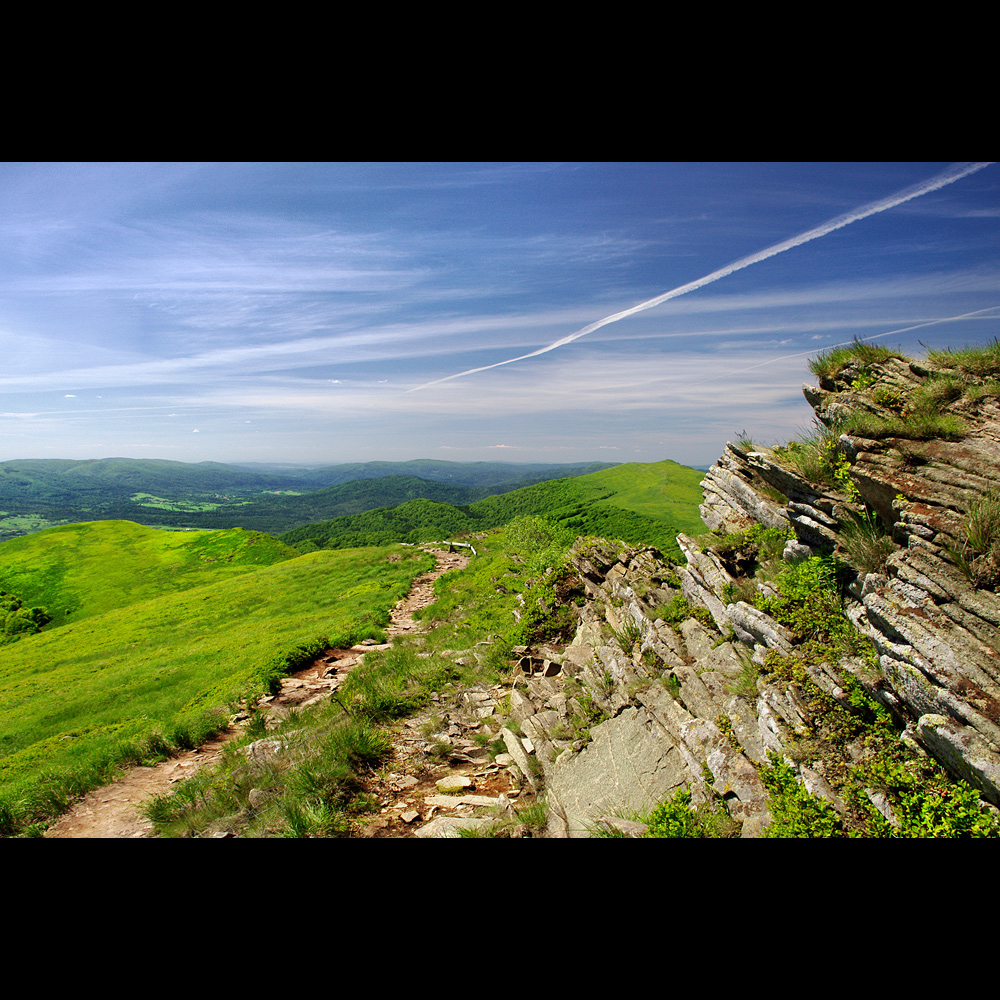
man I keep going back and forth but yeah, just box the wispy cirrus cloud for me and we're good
[2,162,998,464]
[410,162,994,392]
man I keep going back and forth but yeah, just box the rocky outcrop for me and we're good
[690,353,1000,809]
[482,350,1000,835]
[359,353,1000,837]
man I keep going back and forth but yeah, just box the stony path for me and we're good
[43,546,468,839]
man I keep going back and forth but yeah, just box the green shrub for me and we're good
[849,758,1000,838]
[655,594,715,632]
[759,556,848,644]
[643,788,703,838]
[871,385,904,411]
[760,754,843,837]
[850,368,876,391]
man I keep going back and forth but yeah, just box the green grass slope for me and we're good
[0,543,434,832]
[0,521,298,628]
[469,460,706,551]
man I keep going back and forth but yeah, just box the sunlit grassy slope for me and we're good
[0,543,433,829]
[0,521,298,628]
[472,460,706,537]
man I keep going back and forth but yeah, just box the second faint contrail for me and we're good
[408,162,992,393]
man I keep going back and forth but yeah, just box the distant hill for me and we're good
[231,459,618,490]
[0,458,304,502]
[280,460,706,558]
[0,457,619,540]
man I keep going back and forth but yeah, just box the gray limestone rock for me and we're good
[915,714,1000,806]
[501,727,539,791]
[546,704,692,838]
[726,602,795,655]
[783,539,813,563]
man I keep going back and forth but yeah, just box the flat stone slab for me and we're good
[414,816,495,838]
[435,775,473,792]
[424,794,504,808]
[546,706,689,837]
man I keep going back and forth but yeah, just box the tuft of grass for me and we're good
[808,338,908,382]
[611,616,643,653]
[727,648,762,700]
[456,794,550,838]
[963,379,1000,403]
[950,488,1000,588]
[777,420,859,496]
[839,507,897,576]
[839,409,967,442]
[921,373,964,407]
[925,337,1000,379]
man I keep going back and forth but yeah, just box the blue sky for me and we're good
[2,161,998,468]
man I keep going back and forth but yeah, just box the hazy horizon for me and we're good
[3,162,998,468]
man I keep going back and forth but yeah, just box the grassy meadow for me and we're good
[0,520,299,628]
[0,534,433,833]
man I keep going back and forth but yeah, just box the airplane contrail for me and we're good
[408,162,993,392]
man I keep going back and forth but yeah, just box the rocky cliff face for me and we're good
[507,345,1000,836]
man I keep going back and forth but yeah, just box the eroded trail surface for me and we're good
[43,546,468,839]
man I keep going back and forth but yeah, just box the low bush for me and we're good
[655,594,715,633]
[643,788,703,838]
[848,757,1000,838]
[760,754,843,837]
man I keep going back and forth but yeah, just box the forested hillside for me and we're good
[0,458,617,540]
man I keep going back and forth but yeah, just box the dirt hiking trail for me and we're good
[43,546,469,839]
